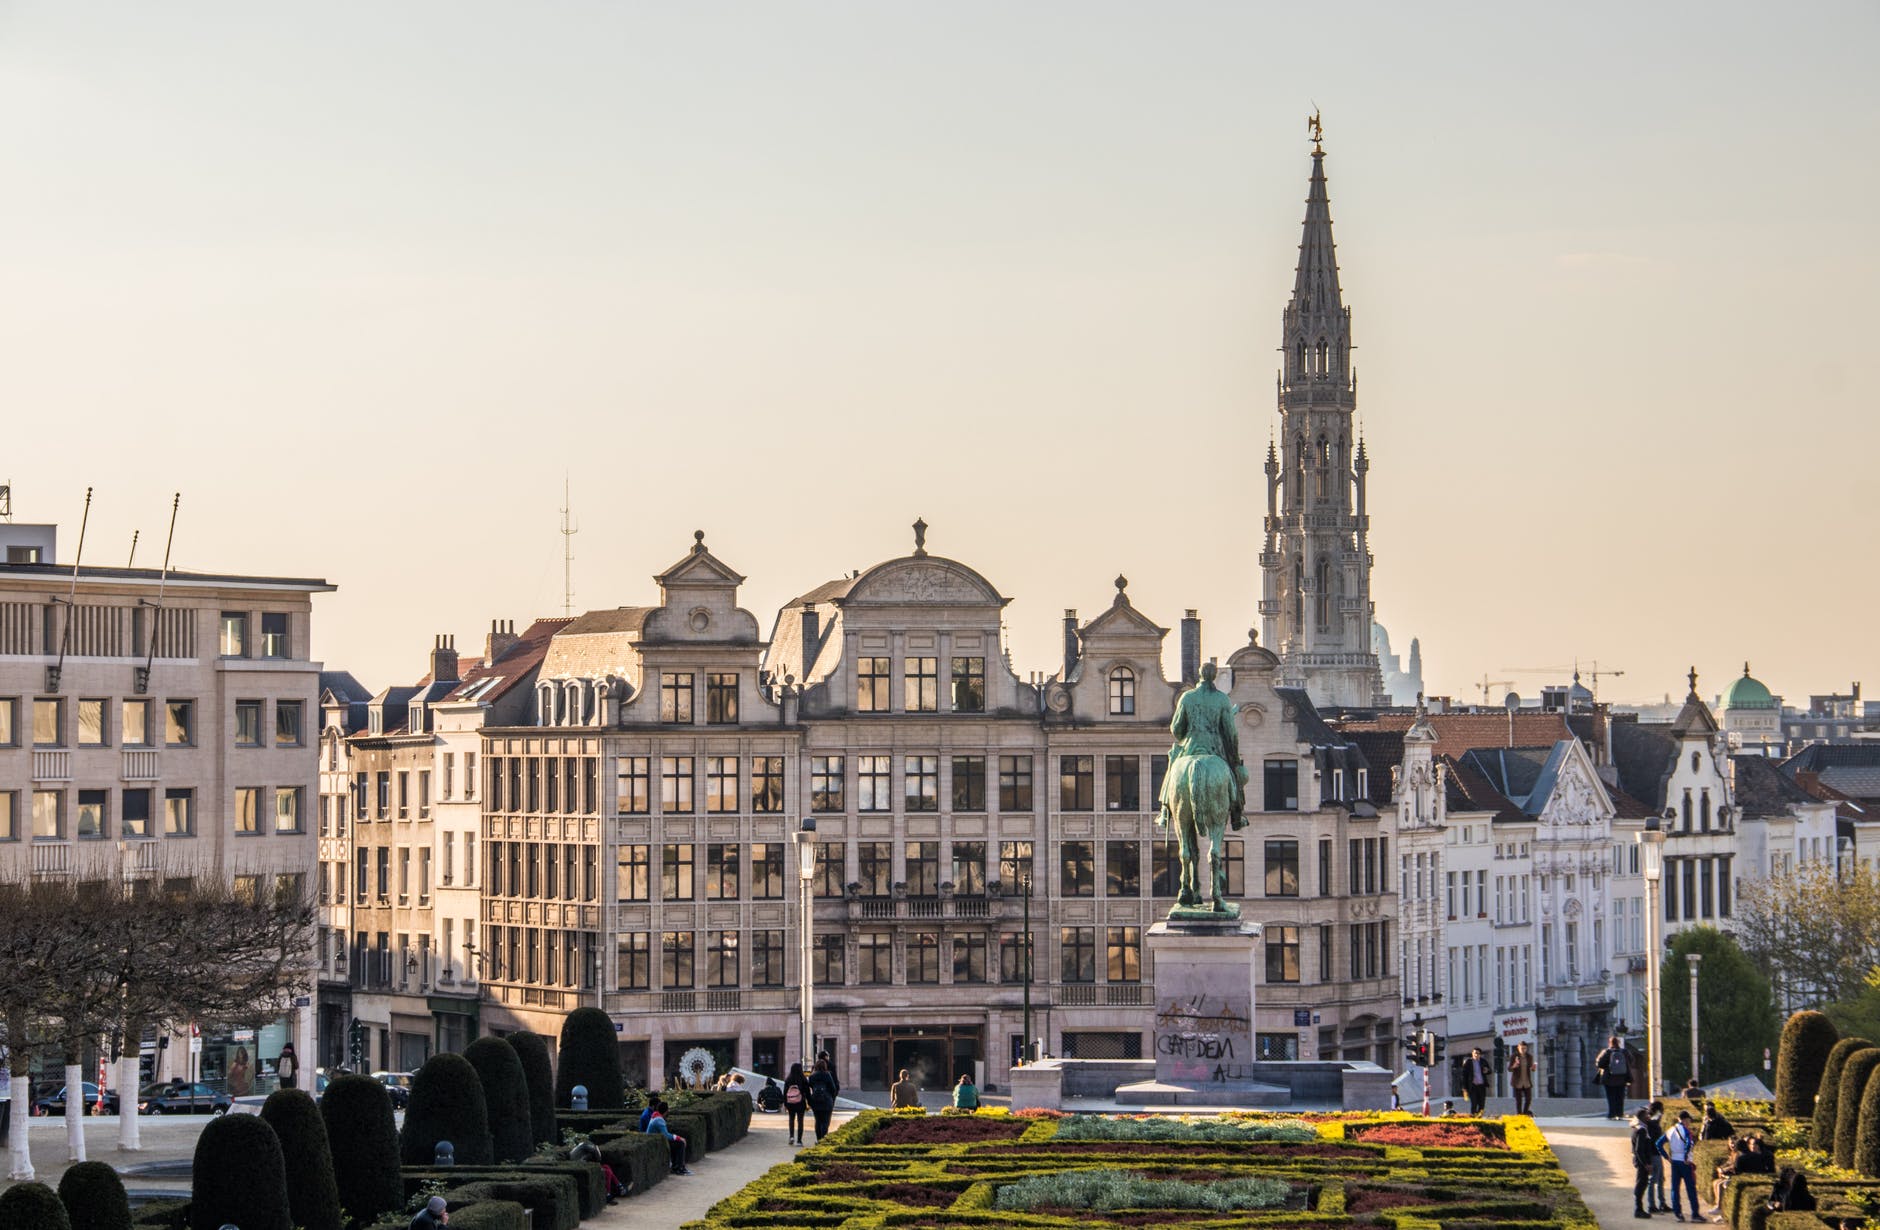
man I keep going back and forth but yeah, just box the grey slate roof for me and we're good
[1609,719,1678,812]
[1730,754,1819,819]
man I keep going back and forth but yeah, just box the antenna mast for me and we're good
[559,476,579,617]
[135,494,180,694]
[49,487,94,691]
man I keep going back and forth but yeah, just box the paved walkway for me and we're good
[596,1109,849,1227]
[4,1115,209,1192]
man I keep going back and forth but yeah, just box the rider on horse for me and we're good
[1156,661,1249,914]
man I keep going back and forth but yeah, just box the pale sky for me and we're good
[3,2,1876,709]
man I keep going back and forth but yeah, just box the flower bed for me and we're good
[679,1109,1598,1230]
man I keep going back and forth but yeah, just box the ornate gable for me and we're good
[1078,575,1168,644]
[842,556,1007,608]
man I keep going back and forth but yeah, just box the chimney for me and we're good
[1180,610,1201,687]
[1062,610,1080,678]
[429,634,460,684]
[485,619,519,665]
[800,603,821,679]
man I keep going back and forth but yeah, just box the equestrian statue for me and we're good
[1155,660,1248,919]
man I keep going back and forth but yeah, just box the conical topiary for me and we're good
[57,1161,131,1230]
[1814,1036,1873,1150]
[260,1088,343,1230]
[189,1113,292,1230]
[1858,1054,1880,1178]
[1776,1009,1839,1119]
[400,1051,493,1166]
[1836,1048,1880,1169]
[555,1006,622,1109]
[465,1035,534,1162]
[508,1030,559,1148]
[320,1072,403,1228]
[0,1182,73,1230]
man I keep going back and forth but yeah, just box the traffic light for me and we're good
[1432,1035,1448,1064]
[1404,1031,1432,1067]
[348,1018,367,1070]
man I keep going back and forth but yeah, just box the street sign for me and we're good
[189,1036,203,1055]
[1293,1009,1311,1027]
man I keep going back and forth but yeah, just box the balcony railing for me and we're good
[1057,983,1146,1007]
[32,751,71,782]
[847,895,999,922]
[122,750,160,781]
[32,842,72,875]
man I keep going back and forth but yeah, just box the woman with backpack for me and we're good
[783,1062,813,1146]
[1596,1035,1633,1120]
[807,1057,839,1142]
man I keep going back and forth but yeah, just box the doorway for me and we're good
[860,1024,981,1090]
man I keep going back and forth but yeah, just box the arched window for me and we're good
[1682,789,1693,831]
[1295,339,1306,372]
[1109,667,1136,716]
[1315,557,1333,630]
[1700,790,1711,831]
[1691,751,1701,773]
[1291,558,1304,628]
[1316,338,1329,373]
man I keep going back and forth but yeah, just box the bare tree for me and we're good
[1736,861,1880,1010]
[0,882,98,1179]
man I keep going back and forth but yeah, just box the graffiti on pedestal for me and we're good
[1153,982,1254,1083]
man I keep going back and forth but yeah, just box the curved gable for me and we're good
[841,556,1008,608]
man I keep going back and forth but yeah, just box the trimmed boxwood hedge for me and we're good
[465,1035,535,1163]
[260,1087,343,1230]
[441,1202,526,1230]
[1812,1035,1873,1150]
[434,1177,579,1230]
[405,1162,606,1220]
[189,1113,292,1230]
[127,1200,188,1230]
[593,1131,671,1196]
[507,1030,559,1149]
[1836,1047,1880,1168]
[0,1182,73,1230]
[57,1160,132,1230]
[555,1007,623,1109]
[401,1051,494,1166]
[321,1072,404,1228]
[1775,1009,1839,1119]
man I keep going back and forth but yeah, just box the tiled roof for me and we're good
[1609,720,1677,811]
[1347,730,1403,805]
[1440,753,1529,823]
[1731,754,1820,819]
[557,607,654,637]
[1337,710,1574,753]
[443,617,570,703]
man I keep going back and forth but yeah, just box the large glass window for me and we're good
[660,756,694,813]
[705,673,738,724]
[661,844,695,901]
[811,755,845,812]
[235,700,262,748]
[122,700,149,747]
[813,841,844,897]
[750,842,783,899]
[1059,756,1094,811]
[1265,925,1301,983]
[1264,759,1299,810]
[952,841,986,895]
[751,756,784,813]
[617,844,650,901]
[165,700,194,747]
[856,658,891,712]
[76,789,108,839]
[0,792,16,841]
[616,933,651,989]
[706,930,740,988]
[953,933,988,983]
[235,787,262,835]
[909,932,940,983]
[275,701,303,747]
[164,788,194,836]
[906,841,939,896]
[121,788,151,838]
[1108,667,1136,715]
[0,699,15,747]
[1105,840,1140,896]
[659,673,694,724]
[706,844,741,900]
[706,756,739,813]
[261,612,289,658]
[999,755,1033,811]
[1151,839,1177,896]
[857,841,892,896]
[950,754,986,811]
[858,931,892,983]
[1000,931,1033,983]
[219,612,248,657]
[1060,840,1095,897]
[33,698,62,746]
[1105,756,1139,810]
[951,657,985,712]
[1106,926,1142,982]
[904,755,939,812]
[78,699,106,747]
[813,933,845,985]
[618,757,650,813]
[1060,926,1096,982]
[857,755,892,811]
[751,930,785,986]
[999,840,1034,890]
[661,931,695,988]
[1265,839,1300,897]
[904,657,939,712]
[275,787,303,833]
[32,790,61,839]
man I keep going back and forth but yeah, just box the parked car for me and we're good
[137,1081,231,1115]
[34,1083,119,1116]
[371,1071,413,1109]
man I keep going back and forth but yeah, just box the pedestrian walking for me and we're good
[1632,1106,1667,1219]
[1596,1035,1634,1119]
[1461,1047,1490,1117]
[1508,1041,1535,1116]
[1666,1109,1700,1220]
[807,1057,838,1142]
[783,1062,813,1145]
[1648,1102,1671,1213]
[276,1043,299,1090]
[0,1044,12,1142]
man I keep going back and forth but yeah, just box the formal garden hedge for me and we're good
[0,1181,73,1230]
[555,1007,623,1109]
[322,1072,404,1228]
[1776,1010,1839,1119]
[1811,1036,1872,1150]
[678,1107,1590,1230]
[507,1029,560,1148]
[465,1035,536,1163]
[57,1160,132,1230]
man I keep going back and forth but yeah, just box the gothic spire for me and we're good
[1291,138,1343,316]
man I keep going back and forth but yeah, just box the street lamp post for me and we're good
[1020,871,1034,1064]
[1687,952,1703,1088]
[1637,812,1668,1097]
[795,821,818,1065]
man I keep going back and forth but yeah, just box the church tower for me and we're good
[1259,121,1387,709]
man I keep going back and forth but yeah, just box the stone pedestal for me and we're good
[1116,918,1287,1106]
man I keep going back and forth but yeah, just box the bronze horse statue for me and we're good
[1156,661,1247,917]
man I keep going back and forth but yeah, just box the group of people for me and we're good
[764,1051,841,1146]
[1629,1099,1808,1222]
[1450,1042,1536,1117]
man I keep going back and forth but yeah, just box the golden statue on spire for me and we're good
[1307,110,1323,151]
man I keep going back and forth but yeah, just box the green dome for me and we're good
[1723,664,1775,710]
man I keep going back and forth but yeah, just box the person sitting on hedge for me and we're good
[757,1076,784,1113]
[890,1069,922,1112]
[1767,1168,1815,1213]
[410,1196,449,1230]
[1737,1134,1775,1176]
[645,1099,691,1176]
[1701,1102,1733,1141]
[572,1139,629,1201]
[1708,1135,1750,1216]
[953,1073,979,1111]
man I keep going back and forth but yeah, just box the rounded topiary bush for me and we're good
[465,1035,534,1163]
[0,1182,73,1230]
[1776,1009,1839,1119]
[556,1006,622,1109]
[1858,1054,1880,1177]
[57,1161,130,1230]
[320,1072,403,1227]
[508,1029,558,1148]
[401,1051,493,1166]
[260,1088,342,1230]
[1814,1035,1873,1150]
[190,1112,291,1230]
[1834,1047,1880,1168]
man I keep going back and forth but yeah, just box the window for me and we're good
[121,788,151,838]
[0,699,14,747]
[1224,839,1245,896]
[1105,840,1140,896]
[660,756,694,813]
[953,841,986,895]
[1151,839,1177,896]
[617,933,651,989]
[234,787,262,835]
[0,792,15,841]
[999,840,1034,890]
[811,756,845,811]
[165,700,193,746]
[909,932,940,983]
[618,757,650,813]
[1105,756,1140,811]
[857,755,892,811]
[276,701,303,747]
[1059,756,1094,810]
[704,673,738,724]
[1060,840,1095,897]
[616,844,650,901]
[78,699,106,747]
[1319,838,1332,896]
[707,844,743,900]
[659,673,694,724]
[1000,931,1033,983]
[906,841,939,895]
[705,756,738,813]
[1266,924,1301,982]
[813,933,845,985]
[397,771,411,818]
[856,657,891,712]
[33,698,62,746]
[465,752,476,800]
[1108,667,1136,715]
[164,788,194,836]
[1060,926,1096,982]
[951,755,986,811]
[999,755,1033,811]
[813,841,843,896]
[858,841,892,895]
[275,787,303,833]
[661,844,695,901]
[661,932,695,989]
[904,755,939,811]
[751,756,784,813]
[953,933,988,983]
[117,699,147,747]
[751,842,783,899]
[235,700,262,747]
[77,789,108,839]
[707,930,740,987]
[904,656,939,712]
[1319,924,1334,981]
[261,612,288,658]
[219,612,248,657]
[951,657,985,712]
[858,931,892,983]
[1264,759,1299,810]
[1107,926,1142,982]
[32,790,61,839]
[1265,839,1300,897]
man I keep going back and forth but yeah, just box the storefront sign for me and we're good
[1494,1012,1534,1048]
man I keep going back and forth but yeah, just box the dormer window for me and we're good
[1108,667,1136,716]
[1357,768,1369,798]
[1330,769,1344,801]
